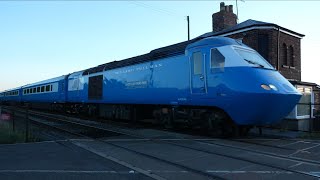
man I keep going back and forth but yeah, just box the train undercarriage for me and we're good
[2,101,251,137]
[63,103,251,137]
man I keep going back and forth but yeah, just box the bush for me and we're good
[0,122,25,144]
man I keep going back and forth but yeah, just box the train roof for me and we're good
[82,39,198,76]
[22,75,67,88]
[0,87,21,93]
[69,70,85,78]
[186,37,245,49]
[82,36,246,76]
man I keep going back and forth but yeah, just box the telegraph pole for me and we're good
[187,16,190,41]
[236,0,239,23]
[236,0,245,23]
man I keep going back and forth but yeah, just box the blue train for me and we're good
[0,37,301,135]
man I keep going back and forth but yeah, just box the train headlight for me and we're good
[261,84,271,90]
[269,84,278,91]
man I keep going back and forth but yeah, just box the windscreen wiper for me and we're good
[244,59,265,68]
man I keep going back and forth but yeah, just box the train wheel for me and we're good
[206,110,233,137]
[160,113,173,129]
[159,108,174,129]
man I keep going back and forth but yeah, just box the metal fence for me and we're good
[293,102,320,132]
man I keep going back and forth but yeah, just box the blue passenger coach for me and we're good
[0,88,21,105]
[21,75,68,105]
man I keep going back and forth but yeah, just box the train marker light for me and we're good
[269,84,278,91]
[261,84,271,90]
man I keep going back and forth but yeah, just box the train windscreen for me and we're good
[235,48,274,70]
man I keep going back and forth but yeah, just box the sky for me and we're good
[0,1,319,91]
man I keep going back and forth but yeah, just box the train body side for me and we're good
[68,55,190,105]
[21,75,68,103]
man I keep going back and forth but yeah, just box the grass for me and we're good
[0,121,27,144]
[299,132,320,139]
[0,121,25,144]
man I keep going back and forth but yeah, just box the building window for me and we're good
[258,34,269,60]
[289,45,294,67]
[282,43,288,66]
[297,86,312,117]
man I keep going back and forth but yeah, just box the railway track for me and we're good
[2,106,320,179]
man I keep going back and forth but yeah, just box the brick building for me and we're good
[201,2,320,130]
[201,2,304,81]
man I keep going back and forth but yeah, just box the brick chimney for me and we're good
[212,2,237,32]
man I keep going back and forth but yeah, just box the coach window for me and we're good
[33,88,36,93]
[37,87,40,92]
[27,89,30,94]
[192,51,203,75]
[46,85,50,92]
[211,48,225,70]
[41,86,45,92]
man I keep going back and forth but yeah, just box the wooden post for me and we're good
[310,102,313,132]
[187,16,190,41]
[25,108,29,143]
[12,111,15,132]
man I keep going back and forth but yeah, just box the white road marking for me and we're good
[0,170,124,174]
[288,162,303,168]
[206,170,293,174]
[0,169,190,174]
[71,140,166,180]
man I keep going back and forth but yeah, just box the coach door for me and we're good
[88,75,103,100]
[190,50,207,94]
[60,81,66,102]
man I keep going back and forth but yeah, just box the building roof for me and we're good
[196,19,305,39]
[289,80,319,87]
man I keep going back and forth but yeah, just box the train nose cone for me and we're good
[255,93,301,125]
[228,92,301,125]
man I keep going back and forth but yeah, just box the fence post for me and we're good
[25,108,29,143]
[12,111,15,132]
[309,102,313,133]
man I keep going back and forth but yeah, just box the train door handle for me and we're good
[199,75,204,80]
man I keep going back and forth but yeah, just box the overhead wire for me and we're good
[129,1,185,21]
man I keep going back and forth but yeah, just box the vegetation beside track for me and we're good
[0,121,25,144]
[299,132,320,139]
[0,120,38,144]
